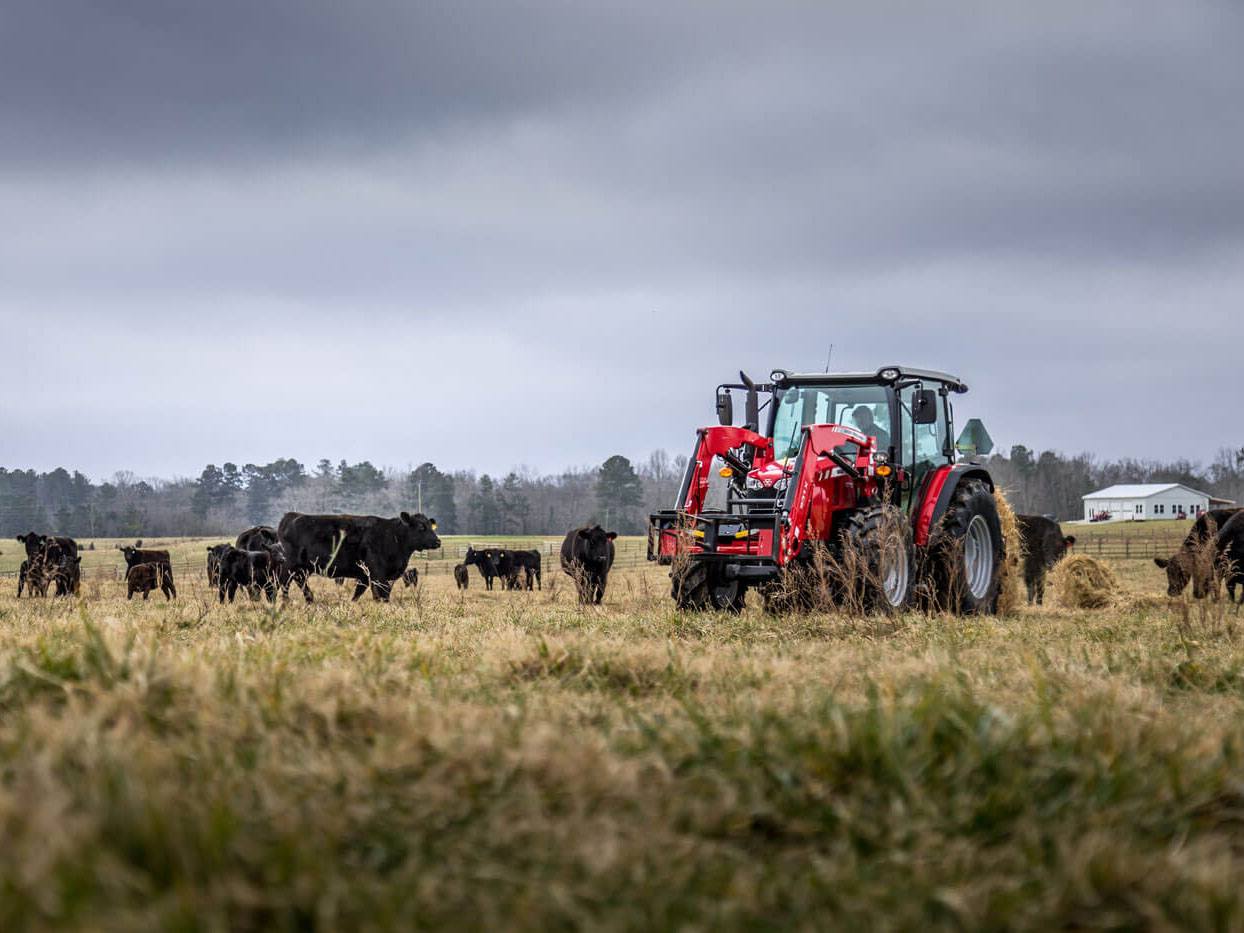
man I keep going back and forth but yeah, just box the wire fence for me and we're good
[1068,535,1187,561]
[0,538,658,583]
[1,531,1191,588]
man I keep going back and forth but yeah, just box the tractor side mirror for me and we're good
[716,389,734,426]
[913,389,938,425]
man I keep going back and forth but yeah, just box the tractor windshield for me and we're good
[771,385,893,461]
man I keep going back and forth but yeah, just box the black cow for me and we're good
[16,533,79,596]
[127,562,175,600]
[560,525,617,604]
[1215,511,1244,605]
[453,563,469,590]
[236,525,278,551]
[464,547,501,590]
[119,545,177,598]
[206,543,231,586]
[217,546,277,603]
[1016,515,1076,605]
[508,549,542,591]
[1155,509,1241,598]
[16,533,47,597]
[54,555,82,597]
[402,567,419,588]
[276,511,440,602]
[17,558,47,597]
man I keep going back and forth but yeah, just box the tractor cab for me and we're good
[709,366,978,514]
[650,365,1003,615]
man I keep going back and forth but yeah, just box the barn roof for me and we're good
[1082,483,1210,500]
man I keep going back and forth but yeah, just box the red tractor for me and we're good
[648,366,1004,614]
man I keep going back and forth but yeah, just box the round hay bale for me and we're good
[1048,554,1120,609]
[994,488,1025,616]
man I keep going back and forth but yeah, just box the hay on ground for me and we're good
[1048,554,1120,609]
[994,489,1025,616]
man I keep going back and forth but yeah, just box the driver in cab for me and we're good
[851,405,891,450]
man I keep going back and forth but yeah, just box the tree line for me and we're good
[0,451,684,539]
[1,444,1240,539]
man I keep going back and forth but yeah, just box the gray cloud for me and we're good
[1,1,1241,479]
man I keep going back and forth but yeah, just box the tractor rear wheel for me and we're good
[926,479,1004,614]
[845,505,914,613]
[671,562,745,613]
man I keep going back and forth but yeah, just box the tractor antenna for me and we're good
[824,344,834,373]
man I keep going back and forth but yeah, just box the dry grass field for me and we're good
[1,544,1243,930]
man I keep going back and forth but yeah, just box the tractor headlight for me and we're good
[879,368,900,381]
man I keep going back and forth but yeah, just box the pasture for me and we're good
[1,546,1243,929]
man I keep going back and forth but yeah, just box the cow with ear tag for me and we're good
[277,511,440,602]
[560,525,618,604]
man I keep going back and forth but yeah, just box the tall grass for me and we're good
[0,563,1242,929]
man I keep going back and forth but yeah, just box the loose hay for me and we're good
[994,489,1024,616]
[1048,554,1120,609]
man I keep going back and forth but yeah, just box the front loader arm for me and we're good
[680,426,773,512]
[781,424,877,559]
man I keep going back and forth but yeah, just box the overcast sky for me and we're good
[1,1,1241,482]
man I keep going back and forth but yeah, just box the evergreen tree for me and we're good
[408,463,457,531]
[338,461,386,504]
[469,475,502,534]
[191,465,229,517]
[595,455,643,532]
[499,472,531,535]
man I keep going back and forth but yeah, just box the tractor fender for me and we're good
[913,464,995,546]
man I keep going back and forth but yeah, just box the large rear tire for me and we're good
[927,479,1004,614]
[845,505,915,613]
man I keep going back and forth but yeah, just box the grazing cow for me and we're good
[508,549,543,591]
[127,562,175,601]
[1016,515,1076,605]
[402,567,419,588]
[119,545,177,598]
[206,543,231,586]
[464,547,501,590]
[217,546,277,603]
[1154,509,1242,598]
[453,563,469,590]
[560,525,618,604]
[276,511,440,602]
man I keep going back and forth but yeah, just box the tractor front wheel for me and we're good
[927,479,1004,614]
[845,505,915,613]
[671,562,745,613]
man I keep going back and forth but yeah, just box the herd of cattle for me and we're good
[13,512,622,606]
[1011,508,1244,606]
[12,507,1243,609]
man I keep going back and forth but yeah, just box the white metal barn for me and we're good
[1081,483,1222,522]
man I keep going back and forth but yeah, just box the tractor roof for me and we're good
[770,366,969,393]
